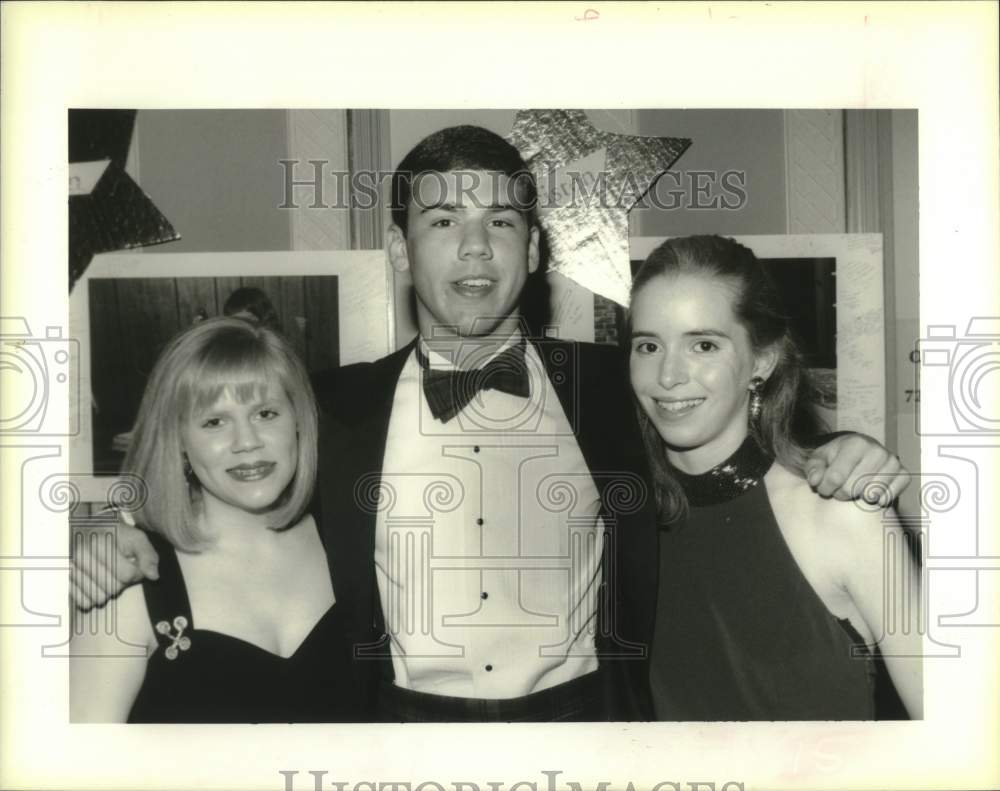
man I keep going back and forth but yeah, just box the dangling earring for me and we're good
[748,376,765,423]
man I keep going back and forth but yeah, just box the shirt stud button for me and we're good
[473,445,481,453]
[480,591,488,600]
[476,518,484,526]
[485,664,493,672]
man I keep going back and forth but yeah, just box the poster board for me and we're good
[68,250,393,491]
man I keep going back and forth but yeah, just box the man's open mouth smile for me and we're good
[452,277,496,296]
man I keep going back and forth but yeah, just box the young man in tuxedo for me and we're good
[314,125,662,720]
[73,125,909,722]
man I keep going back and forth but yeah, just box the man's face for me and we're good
[389,170,539,341]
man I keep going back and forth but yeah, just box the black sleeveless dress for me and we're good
[128,529,371,723]
[650,438,876,720]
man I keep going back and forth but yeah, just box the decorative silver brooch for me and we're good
[155,615,191,660]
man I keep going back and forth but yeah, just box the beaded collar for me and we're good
[669,436,774,507]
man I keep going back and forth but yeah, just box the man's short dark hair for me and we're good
[390,125,537,236]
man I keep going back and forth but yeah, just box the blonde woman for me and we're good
[71,317,370,722]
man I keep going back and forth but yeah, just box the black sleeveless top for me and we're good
[128,529,371,723]
[650,438,876,720]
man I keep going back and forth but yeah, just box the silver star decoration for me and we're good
[508,110,690,306]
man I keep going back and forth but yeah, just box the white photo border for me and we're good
[1,3,998,791]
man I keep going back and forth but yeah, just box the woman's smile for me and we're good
[226,461,277,482]
[653,396,707,416]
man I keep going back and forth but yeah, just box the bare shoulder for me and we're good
[69,574,155,721]
[764,462,822,522]
[767,462,884,528]
[71,581,156,655]
[763,461,807,497]
[117,582,157,648]
[766,462,893,579]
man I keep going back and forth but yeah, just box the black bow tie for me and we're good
[417,341,531,423]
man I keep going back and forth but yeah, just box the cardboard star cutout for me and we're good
[69,110,180,292]
[508,109,690,306]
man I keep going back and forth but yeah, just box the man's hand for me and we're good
[804,433,911,505]
[70,517,160,610]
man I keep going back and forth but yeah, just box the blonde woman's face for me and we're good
[181,383,298,519]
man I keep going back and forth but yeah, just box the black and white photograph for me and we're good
[1,3,998,791]
[65,105,920,728]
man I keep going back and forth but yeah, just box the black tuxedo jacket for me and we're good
[311,338,658,719]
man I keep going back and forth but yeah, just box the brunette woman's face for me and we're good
[628,272,773,474]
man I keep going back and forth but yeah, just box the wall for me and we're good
[136,110,292,253]
[633,109,789,236]
[890,110,921,517]
[387,110,791,244]
[130,108,794,345]
[129,109,907,267]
